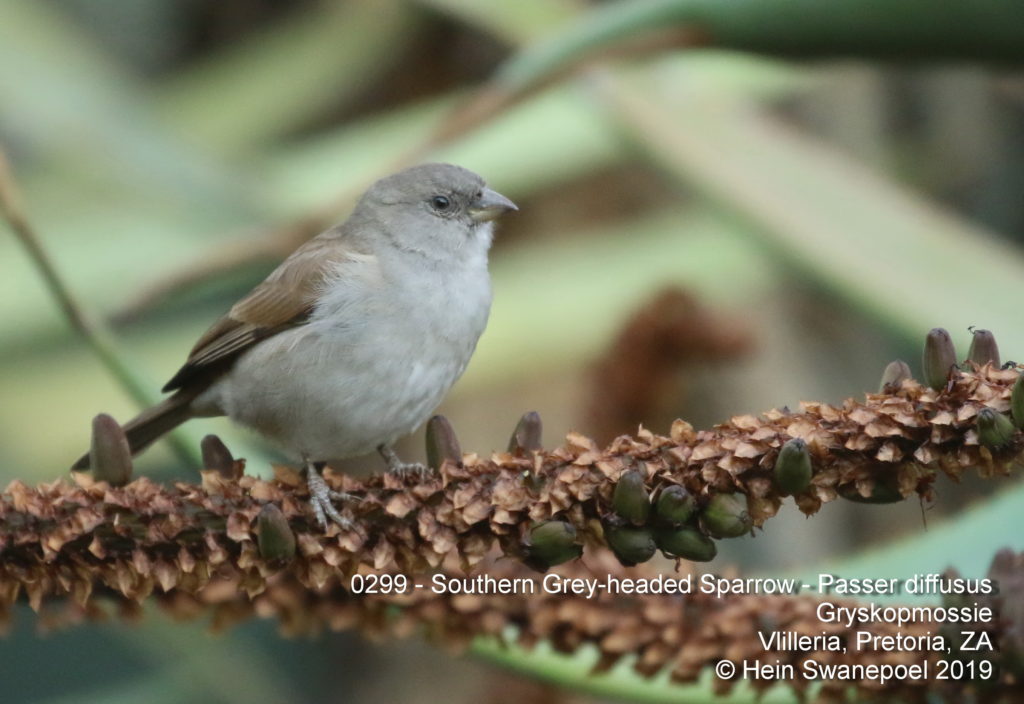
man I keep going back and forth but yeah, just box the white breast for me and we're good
[196,242,492,463]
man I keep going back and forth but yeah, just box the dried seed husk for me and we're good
[612,469,651,525]
[838,480,902,504]
[654,485,696,526]
[654,526,717,562]
[977,408,1015,449]
[606,526,657,566]
[701,493,752,539]
[773,438,813,495]
[923,327,956,390]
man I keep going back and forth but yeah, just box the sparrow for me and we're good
[72,163,517,528]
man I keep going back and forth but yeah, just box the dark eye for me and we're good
[430,195,451,211]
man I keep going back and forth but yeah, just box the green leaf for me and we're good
[593,71,1024,352]
[155,0,422,155]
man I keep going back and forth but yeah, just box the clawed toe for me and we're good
[378,445,434,479]
[309,493,353,531]
[391,463,431,479]
[305,462,355,530]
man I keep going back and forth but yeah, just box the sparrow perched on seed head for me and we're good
[73,163,517,528]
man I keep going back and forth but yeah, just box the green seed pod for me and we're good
[525,520,581,570]
[606,526,657,566]
[89,413,133,486]
[967,328,1000,368]
[701,493,752,539]
[773,438,813,494]
[612,469,651,525]
[257,504,296,564]
[425,415,461,470]
[654,526,717,562]
[878,360,912,393]
[201,434,237,479]
[654,485,696,526]
[922,327,956,390]
[838,480,902,504]
[508,411,543,453]
[976,408,1015,449]
[1011,375,1024,430]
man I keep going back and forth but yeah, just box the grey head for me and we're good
[351,163,517,262]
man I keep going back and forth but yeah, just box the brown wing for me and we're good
[162,236,344,392]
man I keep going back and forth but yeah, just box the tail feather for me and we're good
[71,394,195,470]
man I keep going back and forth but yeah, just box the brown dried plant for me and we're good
[1,365,1022,701]
[587,286,753,443]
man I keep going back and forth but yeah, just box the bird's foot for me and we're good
[378,445,433,479]
[305,462,355,530]
[391,462,430,479]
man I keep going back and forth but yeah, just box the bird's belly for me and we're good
[199,322,474,461]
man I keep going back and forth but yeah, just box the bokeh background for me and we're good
[2,0,1024,702]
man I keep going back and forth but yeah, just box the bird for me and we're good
[72,163,517,529]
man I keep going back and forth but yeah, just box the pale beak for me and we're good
[468,187,518,223]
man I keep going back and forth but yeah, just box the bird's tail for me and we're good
[71,393,195,470]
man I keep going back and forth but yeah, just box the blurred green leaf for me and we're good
[414,0,582,45]
[156,0,422,155]
[594,69,1024,352]
[0,0,255,208]
[467,207,772,389]
[27,616,295,704]
[494,0,1024,97]
[475,640,800,704]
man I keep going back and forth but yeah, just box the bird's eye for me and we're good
[430,195,451,211]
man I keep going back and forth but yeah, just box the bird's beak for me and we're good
[468,187,518,223]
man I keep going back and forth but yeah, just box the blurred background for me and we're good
[2,0,1024,702]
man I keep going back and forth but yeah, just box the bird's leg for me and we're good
[377,444,429,478]
[304,459,356,530]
